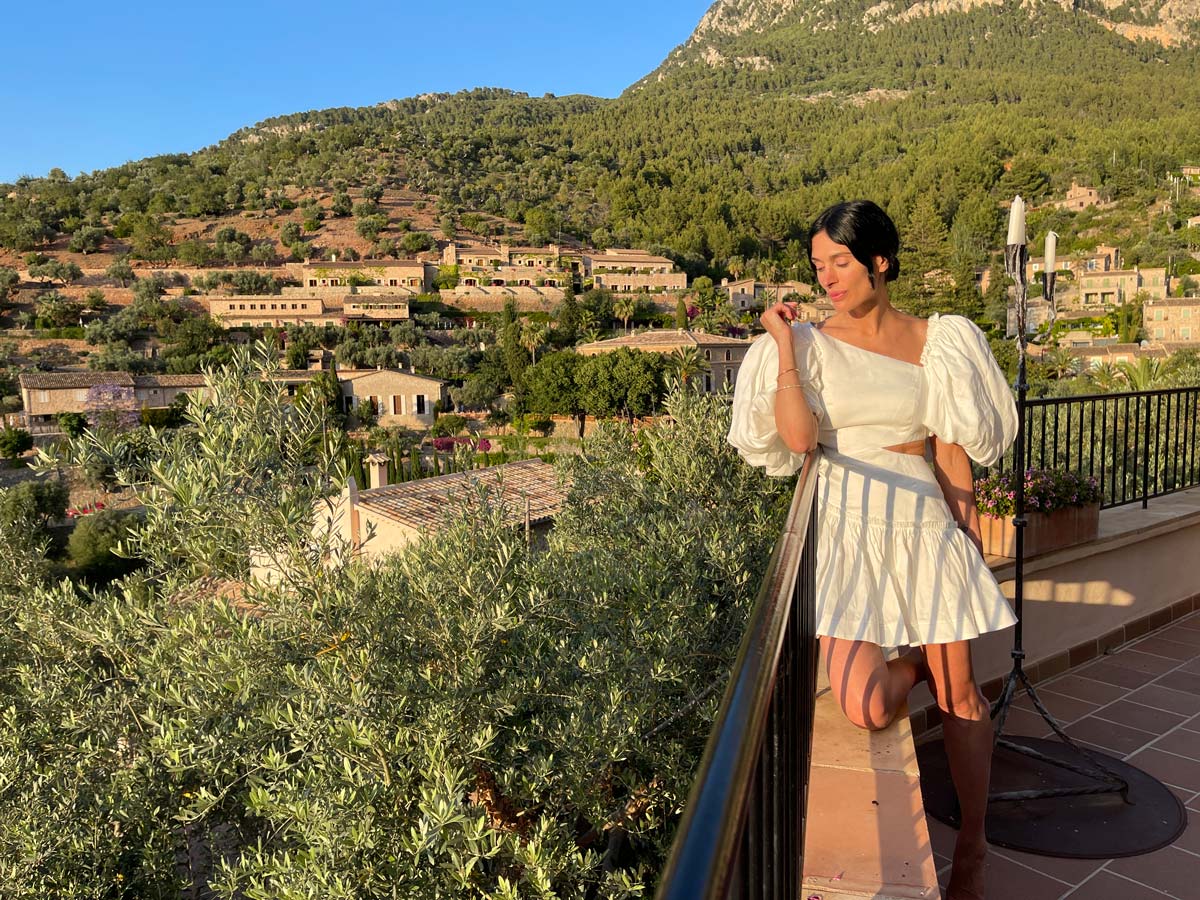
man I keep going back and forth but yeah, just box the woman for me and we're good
[728,200,1018,900]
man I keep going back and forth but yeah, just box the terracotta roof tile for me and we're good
[133,374,208,387]
[576,330,752,352]
[19,371,135,389]
[357,459,566,531]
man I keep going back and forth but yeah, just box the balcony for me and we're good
[657,386,1200,900]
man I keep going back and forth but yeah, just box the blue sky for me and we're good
[0,0,709,184]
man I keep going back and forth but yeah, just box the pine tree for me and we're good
[557,283,580,344]
[501,298,530,385]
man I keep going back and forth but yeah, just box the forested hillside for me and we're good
[2,0,1199,282]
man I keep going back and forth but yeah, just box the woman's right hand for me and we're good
[760,301,798,342]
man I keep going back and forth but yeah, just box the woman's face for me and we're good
[810,230,886,312]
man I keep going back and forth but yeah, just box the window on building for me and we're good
[238,304,245,310]
[1154,327,1165,339]
[39,391,49,402]
[704,374,712,393]
[725,350,731,362]
[415,395,426,415]
[1183,327,1193,340]
[389,279,398,286]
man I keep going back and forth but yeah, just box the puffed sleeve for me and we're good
[921,314,1017,466]
[727,325,822,477]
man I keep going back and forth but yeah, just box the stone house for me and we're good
[206,294,346,328]
[18,372,209,433]
[583,249,688,293]
[722,278,814,311]
[1079,267,1169,306]
[295,259,433,292]
[443,242,578,289]
[317,458,566,560]
[1048,181,1102,212]
[1068,342,1170,368]
[335,368,449,427]
[575,329,754,394]
[1144,297,1200,343]
[18,368,448,433]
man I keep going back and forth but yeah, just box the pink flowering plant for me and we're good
[431,436,491,453]
[975,469,1102,519]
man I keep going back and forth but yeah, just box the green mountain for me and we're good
[3,0,1200,278]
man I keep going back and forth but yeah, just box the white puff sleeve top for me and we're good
[920,314,1018,466]
[727,324,822,476]
[728,313,1017,471]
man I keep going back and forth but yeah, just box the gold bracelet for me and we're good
[776,383,807,392]
[777,367,800,380]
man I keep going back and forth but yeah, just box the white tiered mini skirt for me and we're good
[813,447,1017,647]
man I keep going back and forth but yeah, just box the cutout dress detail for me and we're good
[728,313,1019,646]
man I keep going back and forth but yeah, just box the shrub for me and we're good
[0,425,33,460]
[1,361,788,896]
[523,414,555,437]
[429,413,469,437]
[56,412,88,437]
[0,478,68,540]
[66,507,139,582]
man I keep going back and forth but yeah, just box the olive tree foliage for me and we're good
[1,370,790,897]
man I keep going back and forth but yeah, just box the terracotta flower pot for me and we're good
[979,502,1101,559]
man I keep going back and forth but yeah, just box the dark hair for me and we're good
[807,200,901,287]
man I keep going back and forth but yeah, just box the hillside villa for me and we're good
[1046,180,1104,212]
[17,367,448,435]
[1144,297,1200,343]
[722,277,814,312]
[583,248,688,293]
[1079,266,1170,306]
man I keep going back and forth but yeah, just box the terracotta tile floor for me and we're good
[927,610,1200,899]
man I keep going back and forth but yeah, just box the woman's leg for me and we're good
[924,640,992,900]
[822,636,926,731]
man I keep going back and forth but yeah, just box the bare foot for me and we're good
[946,833,987,900]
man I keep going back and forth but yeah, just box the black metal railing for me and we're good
[656,451,820,900]
[993,386,1200,510]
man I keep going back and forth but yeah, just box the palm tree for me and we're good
[1087,361,1122,392]
[520,321,548,364]
[1116,357,1177,391]
[665,346,710,385]
[759,259,783,304]
[727,255,746,281]
[1043,347,1082,380]
[613,295,637,334]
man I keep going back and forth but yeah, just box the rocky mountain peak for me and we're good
[683,0,1200,49]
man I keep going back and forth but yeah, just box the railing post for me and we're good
[1142,393,1152,509]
